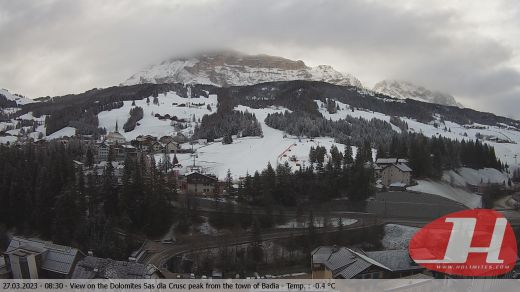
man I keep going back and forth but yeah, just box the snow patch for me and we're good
[443,167,510,187]
[407,180,482,208]
[46,127,76,139]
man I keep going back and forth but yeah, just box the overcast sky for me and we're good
[1,0,520,118]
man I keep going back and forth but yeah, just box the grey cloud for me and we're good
[0,0,519,118]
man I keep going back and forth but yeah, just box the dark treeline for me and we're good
[45,101,121,136]
[265,110,395,146]
[0,142,173,259]
[0,94,17,109]
[123,106,144,132]
[235,142,375,212]
[377,134,505,179]
[68,110,106,136]
[513,168,520,183]
[15,80,520,140]
[219,81,520,128]
[194,110,263,141]
[229,132,504,215]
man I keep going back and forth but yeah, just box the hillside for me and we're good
[2,80,520,173]
[122,51,363,88]
[0,88,33,107]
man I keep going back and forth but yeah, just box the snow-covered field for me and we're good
[316,100,402,133]
[0,136,16,144]
[382,224,419,250]
[98,92,218,140]
[407,180,482,208]
[156,105,349,179]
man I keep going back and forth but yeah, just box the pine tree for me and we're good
[330,145,343,172]
[249,218,264,266]
[53,181,80,244]
[343,145,354,166]
[376,144,387,159]
[225,169,233,194]
[223,134,233,145]
[85,147,94,167]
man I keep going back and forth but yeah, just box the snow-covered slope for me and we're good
[443,167,510,187]
[98,92,218,140]
[166,105,349,179]
[373,80,462,107]
[317,99,520,167]
[122,51,363,88]
[0,88,33,106]
[407,180,482,208]
[93,91,349,179]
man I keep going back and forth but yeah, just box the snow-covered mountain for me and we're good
[0,88,33,106]
[373,80,462,107]
[122,51,363,88]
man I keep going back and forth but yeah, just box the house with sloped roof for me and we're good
[3,237,81,279]
[72,256,162,279]
[311,246,423,279]
[106,131,126,145]
[375,158,413,187]
[180,172,219,195]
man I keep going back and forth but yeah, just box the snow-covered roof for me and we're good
[185,171,218,181]
[312,246,420,278]
[376,158,409,165]
[365,250,420,272]
[394,163,412,172]
[6,237,80,275]
[72,256,158,279]
[389,182,407,187]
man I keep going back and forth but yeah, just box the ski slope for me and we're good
[159,105,349,179]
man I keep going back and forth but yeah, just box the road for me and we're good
[141,202,520,278]
[141,216,379,278]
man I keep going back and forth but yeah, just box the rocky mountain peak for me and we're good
[373,80,462,107]
[122,51,362,88]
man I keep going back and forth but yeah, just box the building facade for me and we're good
[3,237,81,279]
[375,158,412,187]
[181,172,218,195]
